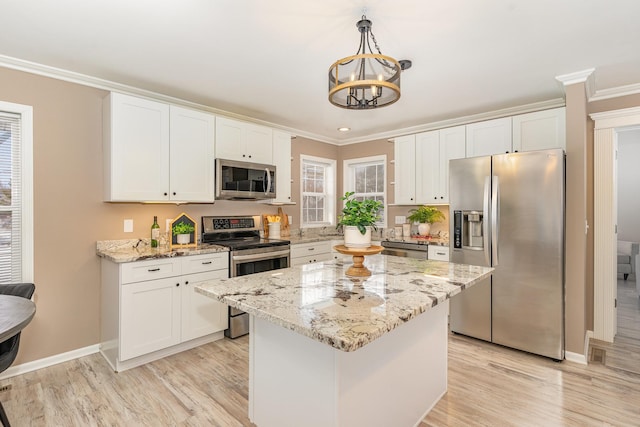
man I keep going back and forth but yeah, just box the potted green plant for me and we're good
[172,221,195,244]
[337,191,383,248]
[407,206,445,236]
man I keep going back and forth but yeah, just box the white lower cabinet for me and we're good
[101,252,229,371]
[291,241,332,266]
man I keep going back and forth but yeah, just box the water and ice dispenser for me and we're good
[453,210,484,249]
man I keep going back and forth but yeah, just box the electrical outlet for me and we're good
[395,216,406,224]
[124,219,133,233]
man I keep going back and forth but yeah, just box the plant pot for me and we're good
[176,233,190,244]
[418,223,431,236]
[344,226,372,249]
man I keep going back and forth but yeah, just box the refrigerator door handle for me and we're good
[491,175,500,266]
[483,176,491,266]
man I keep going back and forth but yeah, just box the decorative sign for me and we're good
[170,212,197,249]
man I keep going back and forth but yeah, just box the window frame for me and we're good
[300,154,336,228]
[0,101,34,282]
[343,155,387,228]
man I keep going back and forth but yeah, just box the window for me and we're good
[343,155,387,227]
[0,101,33,283]
[301,155,336,227]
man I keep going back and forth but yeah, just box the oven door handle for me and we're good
[232,248,291,262]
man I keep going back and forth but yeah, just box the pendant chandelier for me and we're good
[328,15,411,109]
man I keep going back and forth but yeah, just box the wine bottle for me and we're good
[151,216,160,248]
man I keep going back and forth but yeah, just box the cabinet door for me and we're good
[415,130,440,204]
[169,106,215,202]
[181,270,229,342]
[393,135,416,204]
[215,116,245,161]
[105,93,170,201]
[120,277,181,360]
[512,107,566,152]
[245,123,273,164]
[465,117,512,157]
[271,130,292,203]
[439,126,466,203]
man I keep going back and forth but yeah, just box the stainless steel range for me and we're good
[202,216,290,338]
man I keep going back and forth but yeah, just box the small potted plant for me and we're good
[172,221,195,245]
[337,191,383,248]
[407,205,445,236]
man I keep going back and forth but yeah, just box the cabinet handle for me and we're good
[436,252,445,256]
[176,283,180,287]
[308,248,315,251]
[163,192,168,196]
[202,261,212,265]
[248,155,252,158]
[148,268,160,272]
[242,154,246,157]
[185,281,189,285]
[173,192,176,196]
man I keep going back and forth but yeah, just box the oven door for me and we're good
[225,247,290,338]
[231,247,290,278]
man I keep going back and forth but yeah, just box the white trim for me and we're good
[591,82,640,102]
[0,54,327,145]
[590,107,640,129]
[556,68,596,99]
[343,155,388,228]
[300,154,337,227]
[564,330,592,365]
[0,344,99,380]
[591,108,640,346]
[337,99,566,146]
[0,100,34,282]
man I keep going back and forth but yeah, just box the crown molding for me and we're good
[338,98,566,145]
[0,54,331,143]
[590,82,640,102]
[555,68,595,99]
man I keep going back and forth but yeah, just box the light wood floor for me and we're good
[2,282,639,426]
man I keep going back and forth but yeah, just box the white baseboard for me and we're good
[0,344,100,380]
[564,330,593,365]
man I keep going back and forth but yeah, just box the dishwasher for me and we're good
[380,240,429,259]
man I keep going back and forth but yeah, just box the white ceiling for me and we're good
[2,0,640,144]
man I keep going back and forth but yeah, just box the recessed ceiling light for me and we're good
[338,127,351,132]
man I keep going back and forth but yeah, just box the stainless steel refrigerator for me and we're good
[449,149,565,360]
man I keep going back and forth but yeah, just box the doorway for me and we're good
[592,107,640,342]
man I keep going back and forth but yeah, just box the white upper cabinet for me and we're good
[270,130,293,204]
[465,117,512,157]
[104,93,170,201]
[103,93,215,202]
[215,116,273,164]
[393,135,417,204]
[415,130,439,204]
[512,107,566,152]
[416,126,465,204]
[169,105,215,202]
[437,126,466,203]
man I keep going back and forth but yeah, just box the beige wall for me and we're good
[6,62,636,365]
[0,67,283,364]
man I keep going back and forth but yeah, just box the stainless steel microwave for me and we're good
[215,158,276,200]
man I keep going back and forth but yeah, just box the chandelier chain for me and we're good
[367,23,393,70]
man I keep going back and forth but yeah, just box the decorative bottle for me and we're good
[151,216,160,248]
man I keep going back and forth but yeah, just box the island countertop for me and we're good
[196,255,492,352]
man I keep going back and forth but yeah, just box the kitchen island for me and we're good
[196,255,492,427]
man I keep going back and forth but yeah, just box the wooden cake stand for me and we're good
[333,244,384,277]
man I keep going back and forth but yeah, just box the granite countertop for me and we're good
[286,234,343,245]
[195,255,492,352]
[96,239,229,263]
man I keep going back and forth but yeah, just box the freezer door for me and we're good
[449,155,492,341]
[491,149,565,360]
